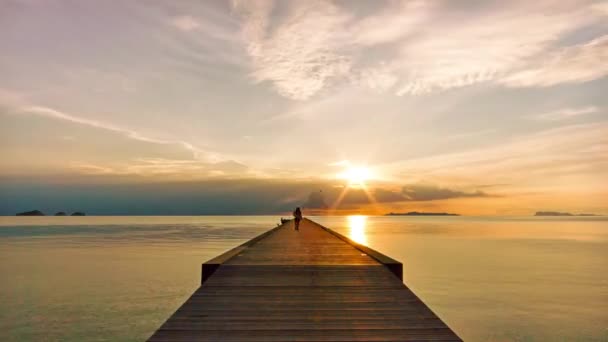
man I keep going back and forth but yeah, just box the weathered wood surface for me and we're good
[148,218,461,341]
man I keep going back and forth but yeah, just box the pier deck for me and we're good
[148,218,461,341]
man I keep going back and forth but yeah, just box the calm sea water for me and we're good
[0,216,606,341]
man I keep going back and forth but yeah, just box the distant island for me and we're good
[386,211,460,216]
[535,211,598,216]
[15,210,86,216]
[16,210,45,216]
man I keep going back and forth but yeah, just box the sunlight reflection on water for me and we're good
[347,215,367,244]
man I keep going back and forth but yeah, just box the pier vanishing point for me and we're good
[149,218,461,341]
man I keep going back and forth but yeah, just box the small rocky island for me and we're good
[15,210,86,216]
[386,211,460,216]
[535,211,597,216]
[16,210,45,216]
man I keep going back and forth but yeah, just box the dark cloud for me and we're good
[304,187,407,208]
[339,189,370,205]
[374,188,407,202]
[327,185,490,207]
[0,175,494,215]
[401,184,490,201]
[0,177,318,215]
[336,188,406,205]
[303,190,328,209]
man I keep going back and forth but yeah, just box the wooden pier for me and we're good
[148,218,461,341]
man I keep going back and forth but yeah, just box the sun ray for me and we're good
[359,183,381,214]
[331,164,380,213]
[330,185,350,213]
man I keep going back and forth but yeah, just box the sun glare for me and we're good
[339,166,372,186]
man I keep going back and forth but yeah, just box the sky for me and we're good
[1,0,607,215]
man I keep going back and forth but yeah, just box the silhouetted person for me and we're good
[293,207,302,231]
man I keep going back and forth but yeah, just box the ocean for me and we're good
[0,215,606,341]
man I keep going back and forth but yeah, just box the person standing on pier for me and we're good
[293,207,302,231]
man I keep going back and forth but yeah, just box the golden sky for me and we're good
[1,0,607,215]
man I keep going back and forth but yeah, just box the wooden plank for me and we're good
[224,220,378,266]
[149,330,461,342]
[148,218,461,341]
[309,220,403,280]
[201,224,284,283]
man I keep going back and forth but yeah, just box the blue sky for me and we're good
[1,0,607,215]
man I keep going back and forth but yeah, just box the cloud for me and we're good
[446,129,497,140]
[233,0,351,100]
[169,15,201,32]
[0,178,319,215]
[503,35,608,88]
[0,88,26,106]
[69,158,250,179]
[1,103,255,179]
[591,2,608,16]
[328,160,350,167]
[355,64,399,93]
[303,184,487,209]
[348,1,433,46]
[533,106,599,121]
[302,187,378,208]
[401,184,490,201]
[393,1,601,95]
[19,105,203,158]
[303,190,328,209]
[232,1,606,99]
[383,122,608,191]
[373,188,408,202]
[63,67,137,93]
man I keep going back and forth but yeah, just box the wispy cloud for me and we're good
[70,158,250,179]
[446,129,497,140]
[19,106,204,159]
[591,2,608,16]
[0,88,27,106]
[348,1,433,46]
[401,184,490,201]
[1,99,256,179]
[391,1,604,95]
[169,15,201,32]
[355,64,398,93]
[63,67,137,93]
[233,1,351,100]
[232,1,607,99]
[533,106,599,121]
[383,122,608,190]
[328,160,350,167]
[503,35,608,88]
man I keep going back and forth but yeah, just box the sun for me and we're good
[338,166,372,186]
